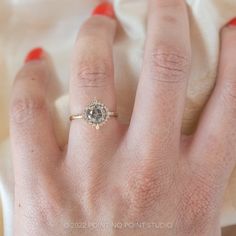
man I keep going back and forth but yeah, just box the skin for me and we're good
[10,0,236,235]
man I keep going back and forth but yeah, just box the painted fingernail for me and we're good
[227,18,236,27]
[92,2,115,19]
[25,47,44,63]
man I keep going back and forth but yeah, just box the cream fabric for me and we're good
[0,0,236,235]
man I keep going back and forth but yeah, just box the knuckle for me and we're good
[148,46,190,84]
[176,174,218,233]
[21,191,68,230]
[125,162,173,217]
[32,199,61,226]
[74,61,111,88]
[16,172,83,230]
[11,96,46,124]
[202,134,234,171]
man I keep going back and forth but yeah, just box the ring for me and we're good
[69,98,118,130]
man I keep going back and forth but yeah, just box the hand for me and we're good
[10,1,236,236]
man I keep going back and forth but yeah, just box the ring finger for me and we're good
[68,3,119,157]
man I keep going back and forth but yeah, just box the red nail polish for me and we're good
[227,18,236,26]
[25,47,44,63]
[92,2,115,19]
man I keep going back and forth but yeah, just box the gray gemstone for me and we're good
[85,104,107,124]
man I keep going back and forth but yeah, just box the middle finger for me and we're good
[129,0,191,156]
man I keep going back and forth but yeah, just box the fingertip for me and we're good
[24,47,44,64]
[92,2,116,19]
[16,48,50,86]
[221,18,236,36]
[226,18,236,27]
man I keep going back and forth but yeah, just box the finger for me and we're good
[129,0,191,156]
[10,48,61,177]
[68,3,119,156]
[191,19,236,179]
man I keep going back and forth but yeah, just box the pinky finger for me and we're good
[10,48,61,175]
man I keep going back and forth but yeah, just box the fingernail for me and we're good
[227,18,236,27]
[92,2,115,19]
[25,47,44,63]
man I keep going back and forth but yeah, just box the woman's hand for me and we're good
[10,1,236,236]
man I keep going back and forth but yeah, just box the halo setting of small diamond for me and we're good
[83,99,109,129]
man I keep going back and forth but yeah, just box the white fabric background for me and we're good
[0,0,236,235]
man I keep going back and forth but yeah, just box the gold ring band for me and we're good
[69,111,118,121]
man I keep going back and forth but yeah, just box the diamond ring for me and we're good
[69,99,118,130]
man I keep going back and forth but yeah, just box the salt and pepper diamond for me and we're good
[83,99,109,129]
